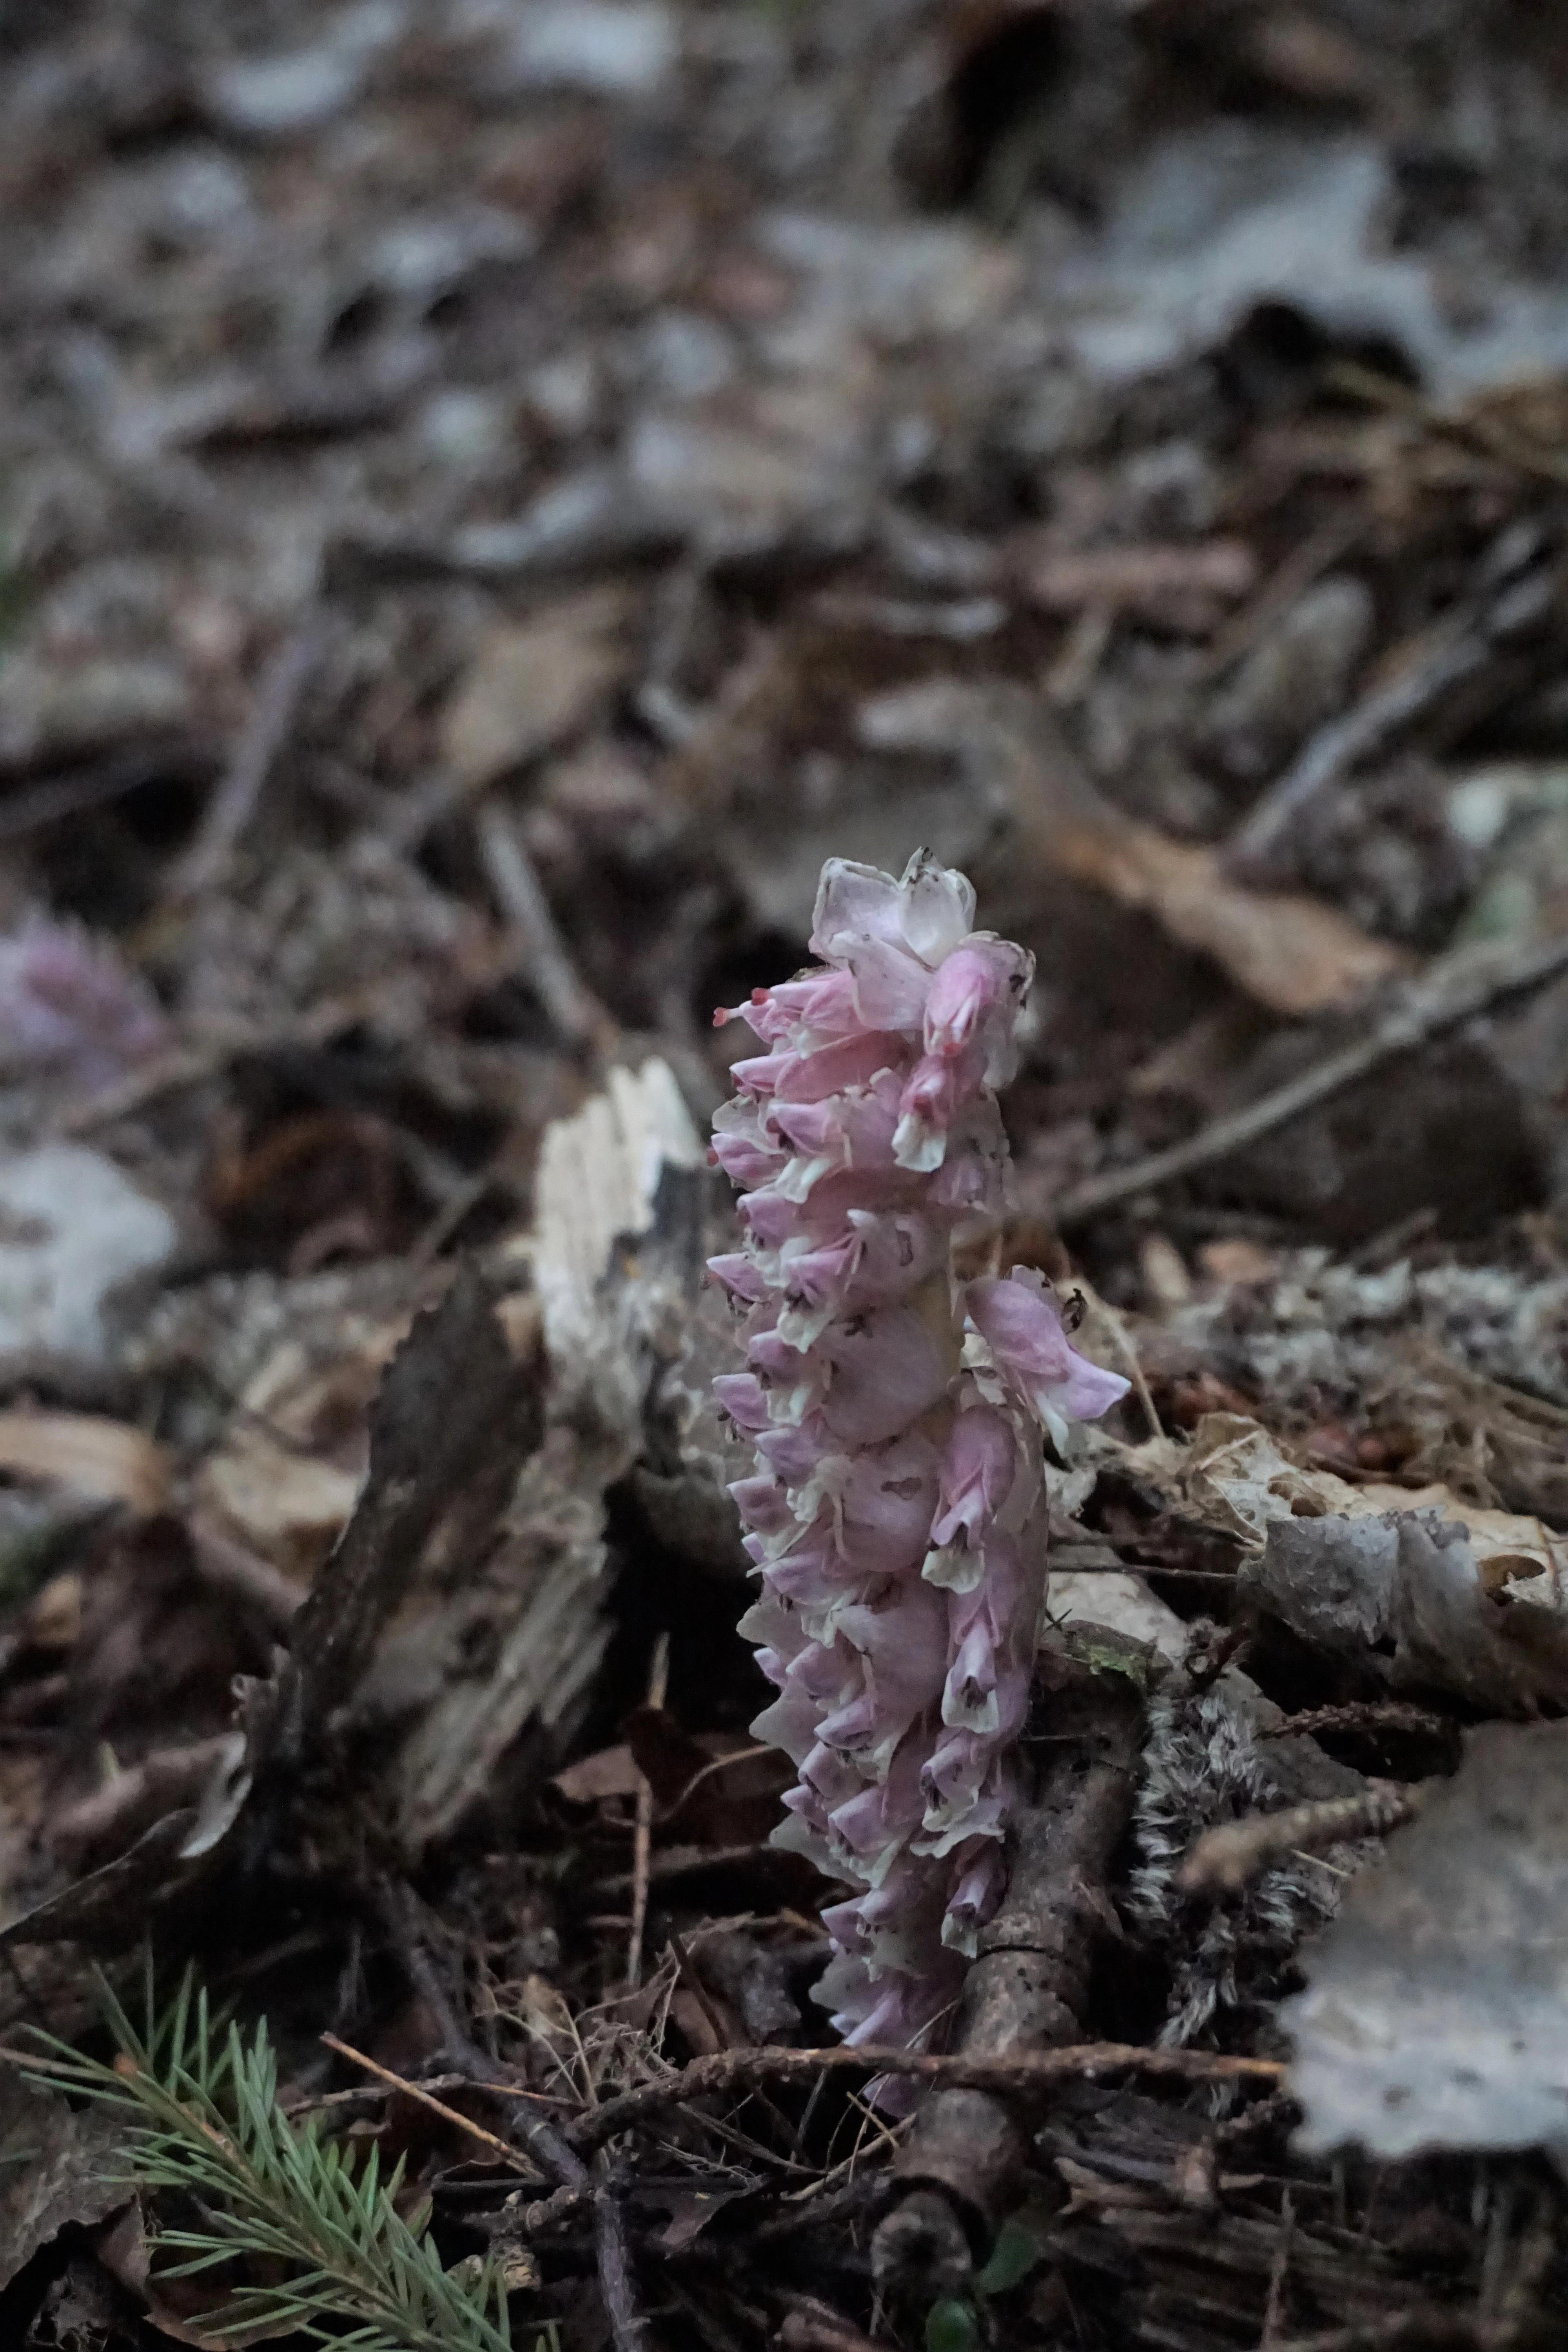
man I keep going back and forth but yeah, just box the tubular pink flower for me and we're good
[712,850,1126,2093]
[924,937,1034,1075]
[0,913,169,1091]
[965,1268,1132,1439]
[892,1040,987,1172]
[711,1372,770,1432]
[928,1403,1017,1554]
[814,1304,958,1446]
[706,1251,768,1303]
[727,1474,794,1536]
[941,1837,1008,1956]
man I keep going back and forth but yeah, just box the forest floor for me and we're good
[5,3,1568,2347]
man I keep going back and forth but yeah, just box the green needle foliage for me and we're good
[28,1965,513,2352]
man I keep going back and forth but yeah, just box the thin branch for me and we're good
[563,2040,1283,2154]
[476,802,618,1057]
[319,2033,545,2178]
[1178,1782,1425,1895]
[1054,929,1568,1229]
[169,612,324,900]
[1228,536,1554,873]
[1270,1702,1455,1746]
[625,1632,670,1995]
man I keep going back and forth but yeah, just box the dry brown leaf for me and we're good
[857,681,1403,1018]
[0,1410,169,1515]
[199,1432,361,1560]
[441,583,634,789]
[1049,822,1406,1018]
[1118,1412,1561,1578]
[552,1742,642,1803]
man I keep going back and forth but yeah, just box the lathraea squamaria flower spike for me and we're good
[710,850,1129,2100]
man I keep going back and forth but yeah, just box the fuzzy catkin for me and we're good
[709,851,1129,2082]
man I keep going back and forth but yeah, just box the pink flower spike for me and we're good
[965,1272,1131,1439]
[711,854,1057,2065]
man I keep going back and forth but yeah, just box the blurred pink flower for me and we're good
[0,913,168,1091]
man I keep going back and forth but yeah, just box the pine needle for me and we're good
[24,1962,513,2352]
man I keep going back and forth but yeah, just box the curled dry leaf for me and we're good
[1243,1510,1568,1715]
[1285,1720,1568,2160]
[1122,1411,1560,1578]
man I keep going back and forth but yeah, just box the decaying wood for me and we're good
[285,1263,543,1752]
[385,1058,708,1849]
[873,1662,1145,2295]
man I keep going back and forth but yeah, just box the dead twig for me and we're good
[593,2168,650,2352]
[1177,1782,1425,1895]
[476,801,618,1058]
[778,2299,888,2352]
[377,1885,649,2352]
[625,1632,670,1995]
[874,1666,1143,2294]
[319,2033,545,2178]
[1227,533,1553,875]
[1270,1702,1455,1746]
[1053,927,1568,1229]
[168,611,324,901]
[564,2040,1280,2156]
